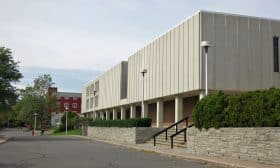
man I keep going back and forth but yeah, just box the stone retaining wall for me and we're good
[87,126,161,144]
[186,127,280,164]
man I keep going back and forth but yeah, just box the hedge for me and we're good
[89,118,152,127]
[193,88,280,129]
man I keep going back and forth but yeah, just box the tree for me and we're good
[0,47,22,112]
[58,111,80,131]
[15,74,54,129]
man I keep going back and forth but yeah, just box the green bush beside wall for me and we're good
[89,118,152,127]
[193,88,280,129]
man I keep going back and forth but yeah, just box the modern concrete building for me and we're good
[82,10,280,127]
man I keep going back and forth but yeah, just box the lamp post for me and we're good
[140,68,147,118]
[201,41,212,96]
[64,104,69,135]
[33,113,38,133]
[92,90,96,120]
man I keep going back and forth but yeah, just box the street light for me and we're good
[64,104,69,135]
[140,68,147,118]
[201,41,212,96]
[92,90,97,120]
[33,113,38,133]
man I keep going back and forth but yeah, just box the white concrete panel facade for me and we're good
[82,11,280,127]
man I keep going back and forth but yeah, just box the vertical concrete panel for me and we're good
[144,47,148,100]
[166,32,171,95]
[151,42,155,99]
[193,14,200,90]
[135,54,138,102]
[128,57,132,103]
[159,37,163,97]
[225,15,238,90]
[237,17,250,90]
[249,18,262,89]
[260,20,272,88]
[146,45,150,100]
[153,39,159,97]
[139,51,143,102]
[174,26,180,94]
[189,18,194,90]
[170,29,175,94]
[183,21,189,91]
[214,14,226,89]
[162,35,167,96]
[178,23,184,93]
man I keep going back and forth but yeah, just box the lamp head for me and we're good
[140,68,147,75]
[201,41,212,48]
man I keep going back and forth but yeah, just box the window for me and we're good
[72,103,77,108]
[64,103,69,109]
[273,36,279,72]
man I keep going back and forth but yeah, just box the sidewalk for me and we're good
[76,136,279,168]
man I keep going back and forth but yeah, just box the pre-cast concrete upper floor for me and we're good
[82,10,280,113]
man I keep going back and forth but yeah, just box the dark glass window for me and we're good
[273,36,279,72]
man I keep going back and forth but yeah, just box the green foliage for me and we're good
[193,91,228,129]
[89,118,152,127]
[193,88,280,129]
[0,47,22,113]
[13,74,54,129]
[53,129,81,135]
[57,112,81,131]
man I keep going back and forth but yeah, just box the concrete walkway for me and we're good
[79,136,279,168]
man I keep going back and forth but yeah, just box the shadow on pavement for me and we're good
[0,162,34,168]
[9,136,88,142]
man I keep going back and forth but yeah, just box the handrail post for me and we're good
[184,129,186,142]
[171,137,173,148]
[165,130,167,140]
[175,124,178,133]
[154,136,156,146]
[186,118,188,127]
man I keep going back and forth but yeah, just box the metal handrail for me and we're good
[170,124,194,148]
[153,116,189,146]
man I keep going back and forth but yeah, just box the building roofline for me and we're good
[199,10,280,22]
[82,10,280,88]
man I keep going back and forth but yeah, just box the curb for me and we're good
[0,137,9,144]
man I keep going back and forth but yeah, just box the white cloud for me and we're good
[1,0,280,73]
[0,21,144,71]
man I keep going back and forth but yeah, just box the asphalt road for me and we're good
[0,128,225,168]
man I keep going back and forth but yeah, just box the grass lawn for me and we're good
[52,129,82,136]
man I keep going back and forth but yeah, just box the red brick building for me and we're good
[48,87,82,126]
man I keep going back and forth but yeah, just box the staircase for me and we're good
[149,116,192,149]
[149,128,187,148]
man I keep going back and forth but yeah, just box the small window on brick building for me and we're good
[64,103,69,109]
[72,103,77,108]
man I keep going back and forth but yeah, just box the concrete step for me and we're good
[152,141,187,148]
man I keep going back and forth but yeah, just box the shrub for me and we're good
[57,112,81,132]
[89,118,152,127]
[193,88,280,129]
[193,91,228,129]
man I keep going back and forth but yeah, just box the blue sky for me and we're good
[1,0,280,92]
